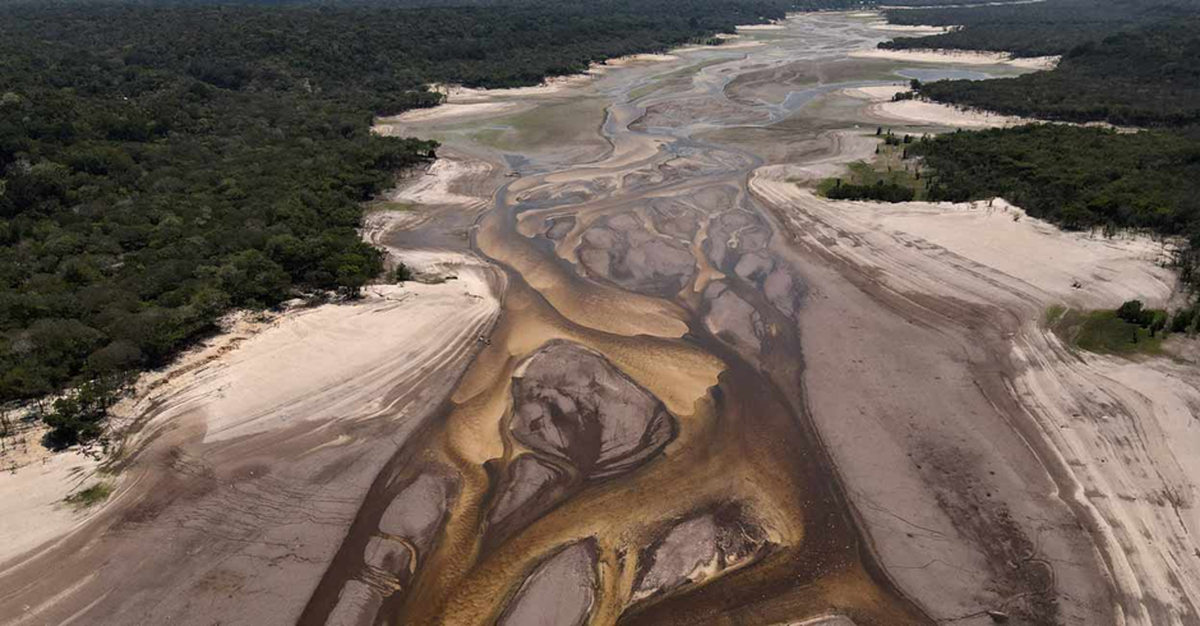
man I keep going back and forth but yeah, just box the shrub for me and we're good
[394,263,415,283]
[1116,300,1146,324]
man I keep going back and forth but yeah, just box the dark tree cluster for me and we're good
[1115,299,1169,334]
[879,0,1197,57]
[0,0,801,443]
[911,16,1200,127]
[825,181,916,202]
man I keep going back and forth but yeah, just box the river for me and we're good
[298,11,1034,626]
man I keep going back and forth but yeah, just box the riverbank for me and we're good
[844,84,1032,127]
[851,47,1059,69]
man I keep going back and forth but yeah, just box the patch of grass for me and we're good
[815,142,926,201]
[468,128,507,147]
[369,200,416,212]
[1050,308,1165,356]
[65,482,114,509]
[469,97,609,150]
[1044,304,1067,326]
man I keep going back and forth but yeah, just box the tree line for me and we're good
[908,125,1200,283]
[879,0,1196,57]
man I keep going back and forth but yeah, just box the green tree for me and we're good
[219,250,292,307]
[1116,300,1145,324]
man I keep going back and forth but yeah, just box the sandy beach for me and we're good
[844,83,1033,128]
[851,47,1060,70]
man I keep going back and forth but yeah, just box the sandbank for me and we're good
[851,48,1060,70]
[843,83,1031,128]
[0,445,103,568]
[388,157,492,208]
[392,101,522,124]
[868,22,951,33]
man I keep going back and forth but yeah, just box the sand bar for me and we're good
[852,48,1060,70]
[843,83,1032,128]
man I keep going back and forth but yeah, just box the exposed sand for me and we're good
[0,445,103,569]
[604,53,680,67]
[386,157,492,208]
[428,76,597,103]
[844,83,1032,128]
[851,47,1060,70]
[881,0,1049,9]
[753,160,1198,624]
[756,170,1173,307]
[1012,325,1200,625]
[868,22,951,33]
[705,40,768,51]
[391,101,522,124]
[145,276,494,445]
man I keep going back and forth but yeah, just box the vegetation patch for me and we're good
[65,482,114,509]
[1043,304,1067,326]
[370,201,417,213]
[816,132,925,202]
[910,15,1200,128]
[1046,300,1195,357]
[880,0,1195,59]
[393,263,416,284]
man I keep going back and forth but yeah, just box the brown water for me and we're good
[298,13,1020,626]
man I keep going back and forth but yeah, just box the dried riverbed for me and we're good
[306,11,1083,626]
[4,10,1190,626]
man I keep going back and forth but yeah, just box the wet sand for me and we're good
[2,10,1195,626]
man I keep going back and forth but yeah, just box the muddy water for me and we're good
[300,13,1020,626]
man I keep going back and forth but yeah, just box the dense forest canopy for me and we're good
[880,0,1198,56]
[0,0,809,435]
[912,16,1200,127]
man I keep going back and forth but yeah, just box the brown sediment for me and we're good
[495,538,600,626]
[576,211,698,298]
[508,341,676,480]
